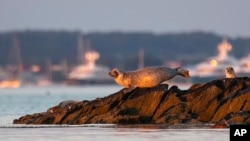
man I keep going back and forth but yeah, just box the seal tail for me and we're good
[174,67,181,71]
[176,67,190,78]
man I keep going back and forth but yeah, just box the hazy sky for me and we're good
[1,0,250,37]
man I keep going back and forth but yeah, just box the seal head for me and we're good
[225,67,236,78]
[109,68,131,88]
[108,68,121,78]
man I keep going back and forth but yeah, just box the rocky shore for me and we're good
[13,77,250,127]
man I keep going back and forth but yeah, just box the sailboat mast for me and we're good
[77,33,85,64]
[138,48,144,69]
[11,33,23,74]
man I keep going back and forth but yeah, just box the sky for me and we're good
[0,0,250,38]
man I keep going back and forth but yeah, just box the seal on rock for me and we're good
[47,100,79,113]
[108,66,190,91]
[225,67,236,78]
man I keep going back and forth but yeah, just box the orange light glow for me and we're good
[210,59,218,67]
[30,65,40,73]
[0,80,21,89]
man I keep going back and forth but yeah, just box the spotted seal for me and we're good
[225,67,236,78]
[108,66,190,91]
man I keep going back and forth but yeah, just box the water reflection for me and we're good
[0,126,229,141]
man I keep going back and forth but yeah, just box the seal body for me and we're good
[109,66,190,89]
[225,67,236,78]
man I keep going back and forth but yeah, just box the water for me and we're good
[0,85,229,141]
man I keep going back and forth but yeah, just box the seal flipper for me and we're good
[177,68,190,78]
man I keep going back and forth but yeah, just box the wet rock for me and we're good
[13,77,250,127]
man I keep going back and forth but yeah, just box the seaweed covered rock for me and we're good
[13,77,250,126]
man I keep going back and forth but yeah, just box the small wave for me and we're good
[0,124,116,128]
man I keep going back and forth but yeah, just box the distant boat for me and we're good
[0,34,52,89]
[0,34,22,89]
[187,38,250,83]
[67,50,113,84]
[239,53,250,73]
[66,34,113,85]
[0,68,21,88]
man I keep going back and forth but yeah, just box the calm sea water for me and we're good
[0,85,229,141]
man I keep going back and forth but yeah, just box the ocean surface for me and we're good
[0,84,229,141]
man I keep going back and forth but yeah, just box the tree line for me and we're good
[0,31,250,71]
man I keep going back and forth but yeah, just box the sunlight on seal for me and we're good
[225,67,236,78]
[108,66,190,91]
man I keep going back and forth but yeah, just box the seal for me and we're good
[225,67,236,78]
[109,66,190,91]
[47,100,79,113]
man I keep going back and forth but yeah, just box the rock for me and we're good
[13,77,250,127]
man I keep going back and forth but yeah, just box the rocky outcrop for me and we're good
[13,77,250,127]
